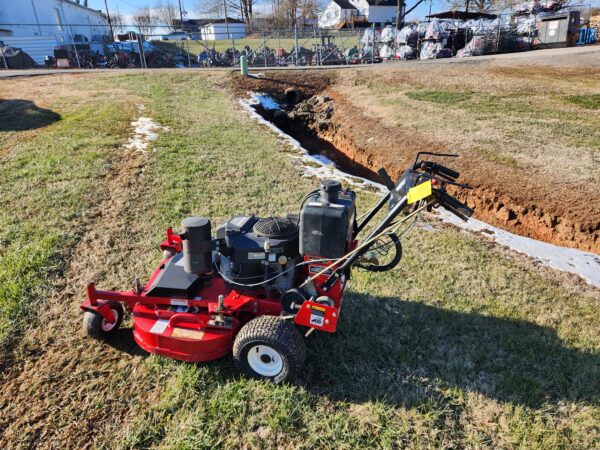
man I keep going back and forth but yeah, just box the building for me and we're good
[318,0,399,29]
[318,0,398,28]
[0,0,109,63]
[200,20,247,40]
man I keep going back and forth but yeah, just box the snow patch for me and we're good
[124,114,169,153]
[240,93,386,194]
[436,209,600,288]
[240,92,600,289]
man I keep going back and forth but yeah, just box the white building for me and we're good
[319,0,398,29]
[0,0,109,63]
[200,20,247,40]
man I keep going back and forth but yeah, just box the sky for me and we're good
[89,0,599,23]
[91,0,454,22]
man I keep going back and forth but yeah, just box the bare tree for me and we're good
[132,6,158,37]
[155,1,179,30]
[196,0,258,23]
[109,11,126,34]
[445,0,511,12]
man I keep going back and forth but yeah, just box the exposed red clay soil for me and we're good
[233,72,600,255]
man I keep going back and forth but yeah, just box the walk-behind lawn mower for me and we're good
[81,152,473,383]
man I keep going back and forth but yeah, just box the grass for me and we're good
[345,65,600,180]
[0,72,599,448]
[405,90,472,104]
[0,94,134,347]
[565,94,600,110]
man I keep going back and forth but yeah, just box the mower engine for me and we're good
[80,153,472,383]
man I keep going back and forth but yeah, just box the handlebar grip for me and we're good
[435,164,460,180]
[433,189,473,221]
[377,168,396,191]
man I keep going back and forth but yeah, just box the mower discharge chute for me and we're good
[81,152,473,383]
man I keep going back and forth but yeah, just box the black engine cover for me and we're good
[216,216,299,284]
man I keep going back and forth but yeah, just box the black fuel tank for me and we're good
[299,180,356,258]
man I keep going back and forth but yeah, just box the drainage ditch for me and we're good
[242,89,600,288]
[242,83,599,258]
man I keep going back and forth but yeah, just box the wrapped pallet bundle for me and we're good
[380,25,398,43]
[420,41,445,59]
[396,44,416,60]
[379,44,394,59]
[425,19,449,40]
[396,26,418,46]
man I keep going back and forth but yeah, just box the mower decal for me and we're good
[170,299,188,306]
[171,328,205,340]
[407,180,432,204]
[150,318,170,335]
[295,301,339,332]
[309,305,326,326]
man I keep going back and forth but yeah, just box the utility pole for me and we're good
[395,1,406,29]
[223,0,230,38]
[104,0,114,39]
[178,0,184,31]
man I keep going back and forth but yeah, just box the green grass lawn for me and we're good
[0,90,136,347]
[0,71,599,449]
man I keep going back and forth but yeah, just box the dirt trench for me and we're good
[235,73,600,255]
[0,125,161,448]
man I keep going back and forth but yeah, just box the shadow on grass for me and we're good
[0,99,61,132]
[304,293,600,409]
[102,293,599,409]
[107,327,150,357]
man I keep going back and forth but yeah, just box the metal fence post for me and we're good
[186,40,192,67]
[371,23,375,64]
[137,26,147,69]
[294,25,300,66]
[0,41,8,70]
[68,25,81,68]
[262,28,267,68]
[232,35,237,66]
[314,28,319,66]
[496,16,501,53]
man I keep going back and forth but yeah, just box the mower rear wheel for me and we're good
[233,315,306,383]
[83,303,124,340]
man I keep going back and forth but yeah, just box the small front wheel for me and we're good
[83,303,124,340]
[233,316,306,383]
[162,249,176,260]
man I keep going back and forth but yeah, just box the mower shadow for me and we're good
[107,327,150,357]
[303,293,600,409]
[0,99,61,132]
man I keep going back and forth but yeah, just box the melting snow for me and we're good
[240,92,600,289]
[240,93,386,194]
[436,209,600,288]
[124,114,169,153]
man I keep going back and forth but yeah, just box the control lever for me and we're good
[377,168,396,191]
[433,189,473,222]
[419,161,460,180]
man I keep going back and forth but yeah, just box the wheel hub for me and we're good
[247,344,283,377]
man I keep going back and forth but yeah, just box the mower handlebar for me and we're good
[377,168,396,191]
[433,188,473,222]
[418,161,460,181]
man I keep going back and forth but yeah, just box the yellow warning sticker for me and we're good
[311,305,326,312]
[407,180,432,204]
[171,328,205,340]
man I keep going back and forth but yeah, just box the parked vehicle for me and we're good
[162,32,189,41]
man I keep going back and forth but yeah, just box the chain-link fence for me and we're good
[0,9,597,71]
